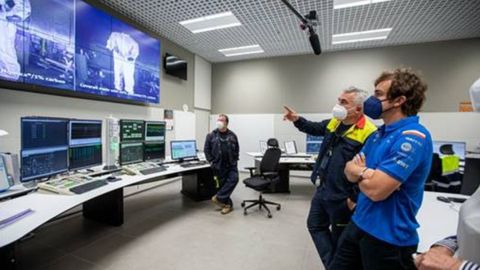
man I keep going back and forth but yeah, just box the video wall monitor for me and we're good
[164,53,187,80]
[0,0,161,104]
[21,117,69,181]
[145,121,166,142]
[170,140,197,161]
[120,119,145,142]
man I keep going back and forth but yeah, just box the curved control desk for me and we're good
[0,163,213,269]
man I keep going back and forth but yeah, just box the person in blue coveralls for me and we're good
[330,68,433,270]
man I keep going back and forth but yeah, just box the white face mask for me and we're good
[332,104,348,120]
[216,121,225,130]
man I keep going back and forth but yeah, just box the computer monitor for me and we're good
[170,140,197,161]
[69,120,102,147]
[69,144,102,171]
[306,134,324,155]
[259,140,268,154]
[68,120,103,170]
[120,119,145,142]
[284,141,297,155]
[145,121,166,142]
[433,141,466,160]
[21,117,69,182]
[144,142,165,161]
[119,143,144,165]
[21,117,69,150]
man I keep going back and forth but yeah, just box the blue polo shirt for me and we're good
[352,116,433,246]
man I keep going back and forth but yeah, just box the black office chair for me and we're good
[241,138,282,218]
[425,153,442,191]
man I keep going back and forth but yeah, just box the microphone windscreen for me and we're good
[309,33,322,55]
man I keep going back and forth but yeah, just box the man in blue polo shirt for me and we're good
[330,68,433,270]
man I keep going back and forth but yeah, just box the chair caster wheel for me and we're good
[277,205,281,211]
[241,202,245,208]
[244,211,248,216]
[267,214,272,218]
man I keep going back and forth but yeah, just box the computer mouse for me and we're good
[106,176,121,182]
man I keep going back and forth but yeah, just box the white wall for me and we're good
[212,39,480,114]
[211,112,480,171]
[210,114,275,170]
[194,55,212,110]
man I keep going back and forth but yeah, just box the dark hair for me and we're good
[218,114,229,124]
[375,68,428,116]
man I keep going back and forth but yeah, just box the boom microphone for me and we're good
[309,32,322,55]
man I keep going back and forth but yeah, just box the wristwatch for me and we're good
[358,167,369,182]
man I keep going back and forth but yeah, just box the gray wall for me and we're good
[212,38,480,114]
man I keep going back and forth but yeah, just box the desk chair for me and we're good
[425,153,441,191]
[241,138,282,218]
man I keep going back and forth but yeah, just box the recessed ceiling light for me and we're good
[218,45,264,57]
[334,0,392,9]
[332,28,392,44]
[179,11,241,34]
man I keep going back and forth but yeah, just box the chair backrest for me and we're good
[260,138,281,174]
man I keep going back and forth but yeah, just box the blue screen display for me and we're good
[0,0,160,104]
[171,140,197,160]
[306,134,323,155]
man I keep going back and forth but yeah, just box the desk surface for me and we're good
[417,191,468,251]
[0,163,209,248]
[246,152,316,164]
[0,166,467,252]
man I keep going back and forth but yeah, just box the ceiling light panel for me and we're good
[180,11,241,33]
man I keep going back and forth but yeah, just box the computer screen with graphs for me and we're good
[21,117,69,182]
[120,120,145,142]
[120,143,144,165]
[170,140,197,161]
[145,121,166,142]
[69,120,102,170]
[306,134,323,155]
[144,142,165,161]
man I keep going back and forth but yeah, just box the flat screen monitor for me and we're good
[259,140,268,154]
[164,53,187,80]
[145,121,166,142]
[120,119,145,142]
[306,134,323,155]
[170,140,197,161]
[284,141,297,155]
[119,142,144,165]
[144,142,165,161]
[69,120,102,146]
[21,117,69,182]
[69,144,102,170]
[21,118,69,150]
[68,119,102,170]
[433,141,466,160]
[0,0,161,104]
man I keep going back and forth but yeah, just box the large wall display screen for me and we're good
[0,0,160,103]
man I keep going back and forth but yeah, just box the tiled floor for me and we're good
[14,174,324,270]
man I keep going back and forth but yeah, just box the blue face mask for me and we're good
[364,96,387,119]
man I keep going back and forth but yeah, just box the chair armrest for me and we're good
[244,167,257,177]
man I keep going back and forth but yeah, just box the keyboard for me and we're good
[38,175,108,195]
[140,165,167,175]
[122,162,162,175]
[179,161,208,168]
[69,180,108,194]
